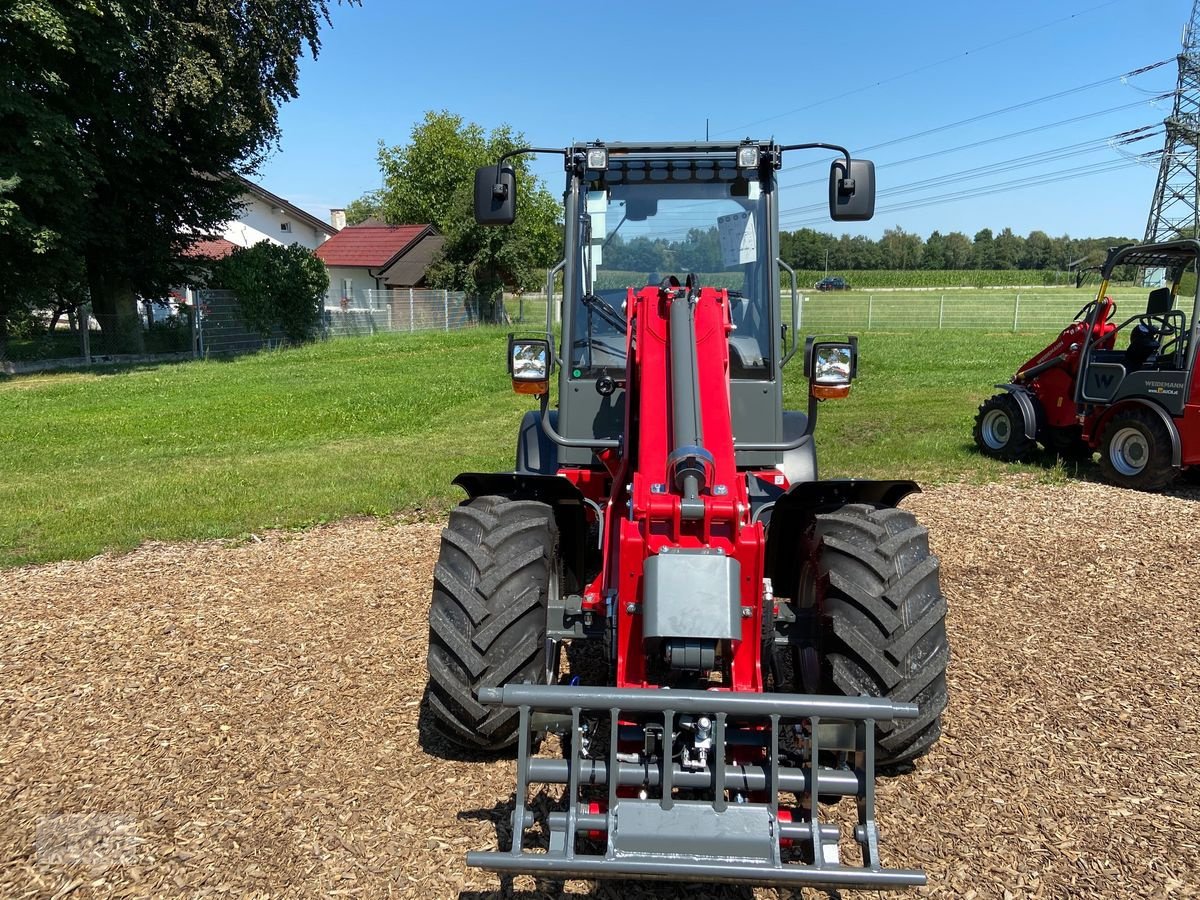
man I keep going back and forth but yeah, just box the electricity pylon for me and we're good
[1144,0,1200,244]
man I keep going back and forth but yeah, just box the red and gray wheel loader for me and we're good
[974,240,1200,491]
[426,140,950,889]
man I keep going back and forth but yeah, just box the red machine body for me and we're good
[560,284,771,692]
[1016,296,1117,429]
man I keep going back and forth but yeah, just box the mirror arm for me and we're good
[492,147,567,196]
[777,142,855,193]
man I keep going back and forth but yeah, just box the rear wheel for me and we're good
[426,496,557,751]
[973,393,1036,462]
[1098,409,1176,492]
[800,504,949,768]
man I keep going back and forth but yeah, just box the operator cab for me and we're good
[574,157,774,380]
[1076,240,1200,414]
[561,149,784,467]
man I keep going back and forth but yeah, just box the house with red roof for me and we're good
[313,223,444,307]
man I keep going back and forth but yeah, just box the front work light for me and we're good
[586,146,609,171]
[508,335,552,395]
[737,143,760,169]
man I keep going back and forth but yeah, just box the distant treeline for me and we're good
[601,226,1139,277]
[779,226,1138,272]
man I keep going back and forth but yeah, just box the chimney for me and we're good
[330,208,347,230]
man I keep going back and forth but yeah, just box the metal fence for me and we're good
[788,289,1188,332]
[509,289,1186,333]
[324,289,496,336]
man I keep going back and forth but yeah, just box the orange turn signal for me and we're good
[513,379,548,395]
[811,384,851,400]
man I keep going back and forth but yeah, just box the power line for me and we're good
[716,0,1133,136]
[776,95,1173,194]
[782,157,1153,227]
[779,127,1163,222]
[775,58,1174,177]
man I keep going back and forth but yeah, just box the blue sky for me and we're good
[259,0,1193,242]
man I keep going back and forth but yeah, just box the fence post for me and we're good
[867,295,874,330]
[82,302,92,364]
[939,294,945,329]
[444,290,449,332]
[1013,293,1020,332]
[409,288,415,332]
[191,296,199,359]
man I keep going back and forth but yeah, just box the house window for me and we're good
[280,221,292,233]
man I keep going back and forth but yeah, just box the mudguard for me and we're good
[994,383,1040,441]
[1092,398,1183,467]
[452,471,590,591]
[763,479,920,599]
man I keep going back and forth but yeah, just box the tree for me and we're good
[1022,230,1054,270]
[972,228,995,269]
[880,226,923,270]
[344,191,384,225]
[993,227,1023,270]
[943,232,973,269]
[212,242,329,343]
[0,1,350,352]
[373,111,561,310]
[922,231,946,269]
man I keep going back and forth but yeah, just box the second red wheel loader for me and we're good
[975,240,1200,490]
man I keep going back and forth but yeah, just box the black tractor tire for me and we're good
[426,495,557,751]
[1098,408,1176,492]
[973,392,1037,462]
[802,504,949,769]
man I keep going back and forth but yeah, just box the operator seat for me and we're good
[1124,288,1174,371]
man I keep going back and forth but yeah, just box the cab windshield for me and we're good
[571,160,772,379]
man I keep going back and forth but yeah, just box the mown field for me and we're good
[0,325,1088,568]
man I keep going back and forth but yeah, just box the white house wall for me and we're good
[324,266,380,308]
[222,194,329,251]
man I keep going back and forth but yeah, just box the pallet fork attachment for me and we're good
[467,684,926,889]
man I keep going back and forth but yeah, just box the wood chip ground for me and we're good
[2,480,1198,899]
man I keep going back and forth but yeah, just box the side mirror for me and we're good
[475,165,517,225]
[828,159,875,222]
[508,334,551,395]
[804,336,858,399]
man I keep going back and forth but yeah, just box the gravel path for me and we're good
[2,480,1198,899]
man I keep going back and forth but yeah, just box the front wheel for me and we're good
[973,392,1036,462]
[426,496,557,751]
[1098,409,1176,492]
[800,504,950,768]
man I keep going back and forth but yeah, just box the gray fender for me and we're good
[994,383,1040,441]
[1096,399,1183,467]
[516,409,560,475]
[762,479,921,598]
[781,410,817,484]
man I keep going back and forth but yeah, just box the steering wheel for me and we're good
[581,292,627,333]
[1073,296,1116,323]
[1134,314,1177,338]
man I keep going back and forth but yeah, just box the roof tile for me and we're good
[314,225,432,268]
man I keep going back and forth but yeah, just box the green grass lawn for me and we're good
[0,327,1064,568]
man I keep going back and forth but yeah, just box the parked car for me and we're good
[814,276,851,291]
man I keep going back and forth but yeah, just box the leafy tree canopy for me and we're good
[354,110,561,302]
[0,0,352,353]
